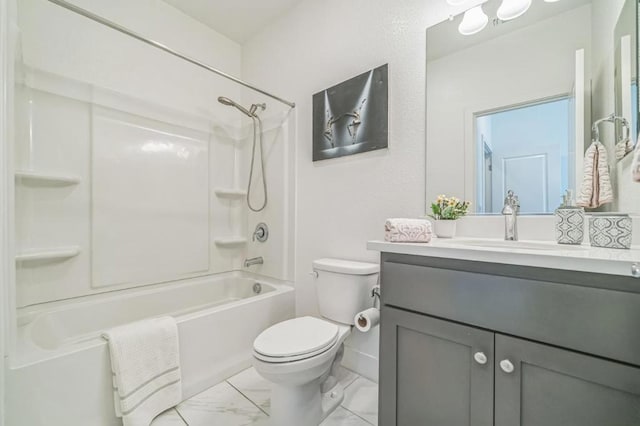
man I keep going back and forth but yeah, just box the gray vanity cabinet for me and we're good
[495,334,640,426]
[380,306,493,426]
[378,253,640,426]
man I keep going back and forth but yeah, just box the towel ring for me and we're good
[592,113,630,143]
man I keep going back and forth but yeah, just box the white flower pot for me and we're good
[434,220,457,238]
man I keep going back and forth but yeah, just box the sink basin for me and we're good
[441,239,587,252]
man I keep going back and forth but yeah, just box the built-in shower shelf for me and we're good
[214,237,248,247]
[15,246,81,263]
[214,188,247,199]
[15,170,81,186]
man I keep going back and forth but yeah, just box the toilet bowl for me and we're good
[252,258,379,426]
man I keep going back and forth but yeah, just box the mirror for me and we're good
[426,0,639,215]
[614,0,638,156]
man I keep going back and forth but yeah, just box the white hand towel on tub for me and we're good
[102,316,181,426]
[385,218,433,243]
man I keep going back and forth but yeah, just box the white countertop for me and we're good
[367,238,640,277]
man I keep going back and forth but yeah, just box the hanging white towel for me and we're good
[632,136,640,182]
[385,218,433,243]
[102,316,182,426]
[577,140,614,208]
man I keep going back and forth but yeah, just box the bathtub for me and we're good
[6,271,295,426]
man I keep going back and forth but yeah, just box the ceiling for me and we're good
[162,0,303,44]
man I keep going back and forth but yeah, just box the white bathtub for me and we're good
[6,272,295,426]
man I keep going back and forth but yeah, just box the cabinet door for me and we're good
[495,334,640,426]
[379,306,494,426]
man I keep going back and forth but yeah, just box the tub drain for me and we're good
[253,282,262,294]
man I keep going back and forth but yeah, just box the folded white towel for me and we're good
[577,140,614,208]
[385,218,433,243]
[102,317,181,426]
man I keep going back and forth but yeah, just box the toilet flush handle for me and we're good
[309,271,319,278]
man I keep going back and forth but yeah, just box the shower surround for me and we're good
[3,0,296,424]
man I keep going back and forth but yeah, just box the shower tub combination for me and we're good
[6,272,294,426]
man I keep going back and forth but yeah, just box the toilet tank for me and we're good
[313,258,380,325]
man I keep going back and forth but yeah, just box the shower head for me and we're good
[217,96,254,118]
[217,96,235,107]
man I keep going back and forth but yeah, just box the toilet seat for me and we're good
[253,316,339,363]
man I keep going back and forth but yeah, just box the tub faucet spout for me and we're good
[244,257,264,268]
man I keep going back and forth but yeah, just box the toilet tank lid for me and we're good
[312,258,379,275]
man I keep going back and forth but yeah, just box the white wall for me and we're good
[242,0,463,381]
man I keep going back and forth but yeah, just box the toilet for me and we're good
[252,258,380,426]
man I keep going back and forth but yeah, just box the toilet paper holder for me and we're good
[356,286,381,327]
[371,286,381,307]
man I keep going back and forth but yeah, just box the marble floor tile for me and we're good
[336,367,359,390]
[176,381,268,426]
[150,408,186,426]
[321,407,373,426]
[227,367,271,414]
[342,377,378,426]
[226,366,360,417]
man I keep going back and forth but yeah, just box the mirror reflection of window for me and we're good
[475,98,570,214]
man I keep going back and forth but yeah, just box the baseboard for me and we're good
[342,346,378,383]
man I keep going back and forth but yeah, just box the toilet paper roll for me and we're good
[354,308,380,333]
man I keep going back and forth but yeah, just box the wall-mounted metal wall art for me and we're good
[312,64,388,161]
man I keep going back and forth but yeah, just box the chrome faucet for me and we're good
[244,257,264,268]
[501,190,520,241]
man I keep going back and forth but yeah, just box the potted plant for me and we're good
[429,195,470,238]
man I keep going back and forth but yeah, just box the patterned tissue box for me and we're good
[588,214,632,249]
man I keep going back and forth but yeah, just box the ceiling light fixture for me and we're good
[458,5,489,35]
[447,0,469,5]
[496,0,532,21]
[543,0,561,2]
